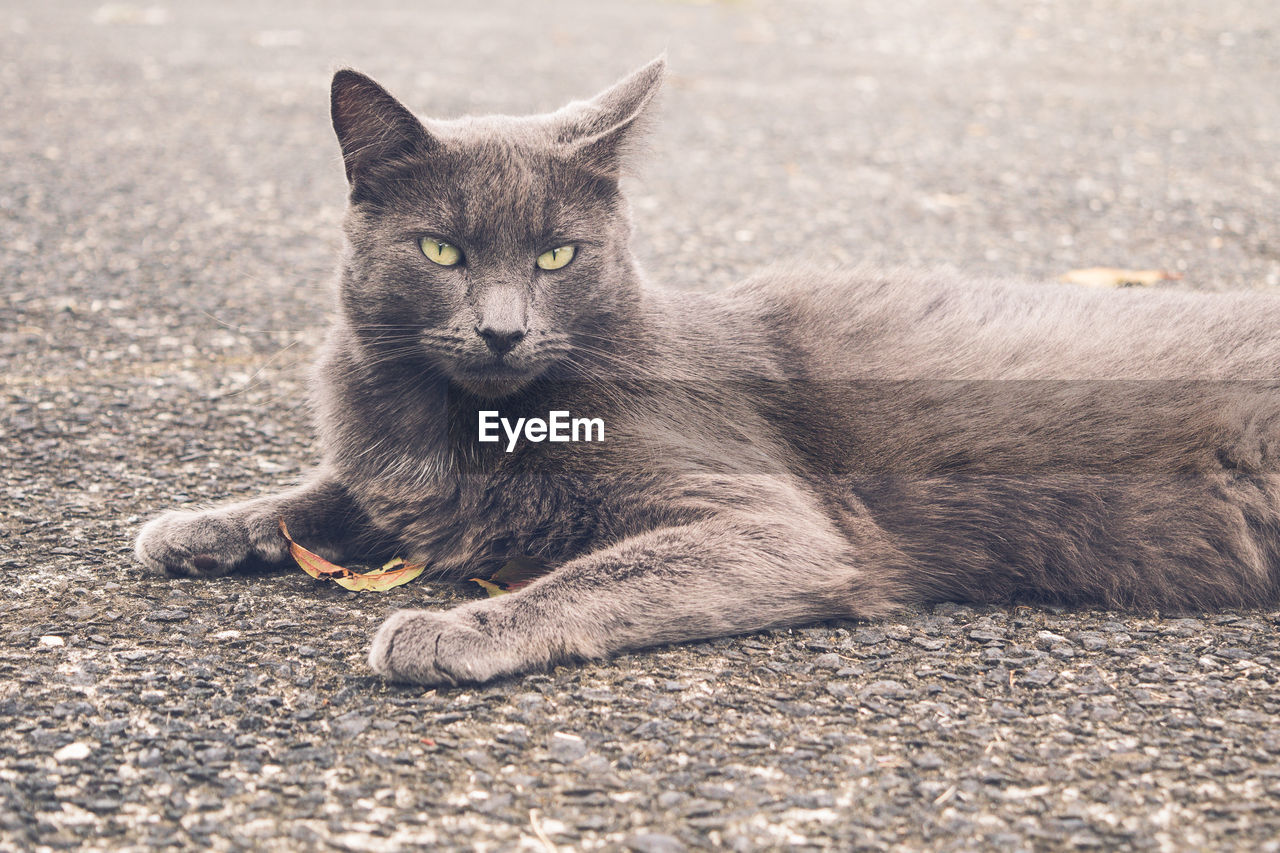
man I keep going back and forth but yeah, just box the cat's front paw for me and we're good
[368,609,517,686]
[134,509,282,578]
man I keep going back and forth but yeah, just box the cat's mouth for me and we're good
[446,356,546,399]
[420,331,565,399]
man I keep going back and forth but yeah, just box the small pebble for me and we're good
[548,731,587,763]
[627,833,687,853]
[54,742,91,762]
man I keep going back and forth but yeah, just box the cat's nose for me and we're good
[476,324,526,356]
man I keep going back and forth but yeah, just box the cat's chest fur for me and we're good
[315,346,624,575]
[354,459,602,577]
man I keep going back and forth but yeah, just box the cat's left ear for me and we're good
[557,57,666,179]
[331,69,438,190]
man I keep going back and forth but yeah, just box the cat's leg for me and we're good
[135,473,377,578]
[369,495,911,685]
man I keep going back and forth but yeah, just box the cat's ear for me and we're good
[557,57,666,179]
[330,69,438,187]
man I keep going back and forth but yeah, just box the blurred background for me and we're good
[6,0,1279,324]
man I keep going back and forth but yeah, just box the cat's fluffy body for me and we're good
[136,61,1280,685]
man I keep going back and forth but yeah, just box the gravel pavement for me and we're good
[4,1,1280,849]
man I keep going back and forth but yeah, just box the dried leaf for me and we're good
[471,555,551,597]
[470,578,509,597]
[280,521,348,578]
[1059,267,1181,288]
[279,521,424,592]
[489,555,550,590]
[330,561,425,592]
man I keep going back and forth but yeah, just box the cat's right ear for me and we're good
[557,57,666,180]
[330,70,437,188]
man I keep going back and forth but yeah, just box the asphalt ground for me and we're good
[3,0,1280,849]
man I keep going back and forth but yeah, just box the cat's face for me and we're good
[330,61,664,398]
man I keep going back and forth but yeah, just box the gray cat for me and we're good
[135,59,1280,685]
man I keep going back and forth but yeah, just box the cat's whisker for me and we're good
[219,339,309,399]
[197,309,314,337]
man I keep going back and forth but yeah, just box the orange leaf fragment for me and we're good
[489,555,549,591]
[279,521,348,578]
[470,555,551,597]
[279,521,425,592]
[470,577,509,597]
[1059,267,1181,288]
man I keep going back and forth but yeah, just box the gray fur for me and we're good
[135,60,1280,685]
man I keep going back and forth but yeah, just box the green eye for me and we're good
[536,245,575,271]
[420,238,462,266]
